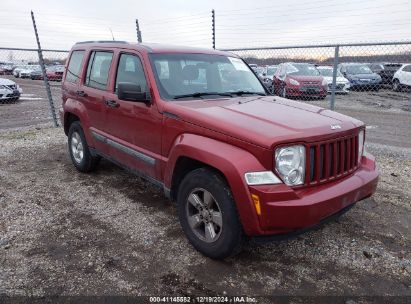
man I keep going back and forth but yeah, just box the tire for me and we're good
[393,79,402,92]
[177,168,244,259]
[68,121,100,172]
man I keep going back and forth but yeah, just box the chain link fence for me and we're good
[224,42,411,112]
[0,48,68,129]
[1,42,410,130]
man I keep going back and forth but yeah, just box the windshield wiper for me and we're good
[173,92,232,100]
[227,90,266,96]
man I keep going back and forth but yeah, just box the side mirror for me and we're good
[118,82,150,103]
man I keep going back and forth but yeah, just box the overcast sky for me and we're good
[0,0,410,51]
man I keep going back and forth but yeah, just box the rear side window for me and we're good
[85,51,113,90]
[115,53,148,93]
[66,50,85,83]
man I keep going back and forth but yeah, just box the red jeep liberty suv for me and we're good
[60,41,379,259]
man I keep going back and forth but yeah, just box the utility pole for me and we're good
[31,11,58,127]
[212,9,215,49]
[136,19,142,43]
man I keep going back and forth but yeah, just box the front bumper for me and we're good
[246,154,378,235]
[286,86,327,97]
[0,90,21,100]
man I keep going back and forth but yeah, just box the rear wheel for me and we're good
[393,79,402,92]
[68,121,100,172]
[177,168,244,259]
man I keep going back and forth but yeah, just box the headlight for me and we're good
[245,171,282,185]
[275,145,306,186]
[322,79,328,86]
[358,129,365,163]
[289,78,300,86]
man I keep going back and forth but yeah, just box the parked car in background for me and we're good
[13,65,28,78]
[47,65,65,81]
[0,78,22,102]
[19,65,41,79]
[30,67,43,80]
[0,64,13,75]
[317,66,350,94]
[338,63,381,91]
[263,65,278,92]
[367,63,402,85]
[249,63,258,74]
[13,65,40,78]
[273,62,327,99]
[392,63,411,91]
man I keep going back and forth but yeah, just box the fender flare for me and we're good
[164,133,267,235]
[63,99,94,145]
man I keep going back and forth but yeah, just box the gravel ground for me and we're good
[0,125,410,298]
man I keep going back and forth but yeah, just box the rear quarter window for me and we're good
[66,50,85,83]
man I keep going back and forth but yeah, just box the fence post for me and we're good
[330,45,340,111]
[212,9,215,49]
[30,11,58,127]
[136,19,142,43]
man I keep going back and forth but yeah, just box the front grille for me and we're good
[306,133,359,185]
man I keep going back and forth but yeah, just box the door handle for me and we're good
[76,90,87,97]
[105,99,119,108]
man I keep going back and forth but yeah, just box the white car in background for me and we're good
[317,65,350,94]
[0,78,22,102]
[19,65,41,79]
[392,63,411,91]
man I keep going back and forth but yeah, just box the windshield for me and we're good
[266,66,277,76]
[287,64,320,76]
[318,68,343,77]
[149,53,266,100]
[346,65,373,74]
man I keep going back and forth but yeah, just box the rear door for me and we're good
[102,51,162,180]
[79,50,114,152]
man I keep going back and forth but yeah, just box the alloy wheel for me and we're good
[185,188,223,243]
[71,131,84,164]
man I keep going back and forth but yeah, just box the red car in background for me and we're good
[273,62,327,99]
[30,65,65,81]
[47,65,65,81]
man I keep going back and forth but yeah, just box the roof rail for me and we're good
[75,40,128,45]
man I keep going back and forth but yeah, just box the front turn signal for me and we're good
[251,194,261,216]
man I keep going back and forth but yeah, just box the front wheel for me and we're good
[68,121,100,172]
[177,168,244,259]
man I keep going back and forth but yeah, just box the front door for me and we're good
[103,51,162,180]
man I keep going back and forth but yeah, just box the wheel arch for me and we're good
[164,134,267,236]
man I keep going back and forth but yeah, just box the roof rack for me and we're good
[75,40,128,45]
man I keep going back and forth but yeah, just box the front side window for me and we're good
[115,53,148,93]
[149,53,265,100]
[66,50,84,83]
[85,51,113,90]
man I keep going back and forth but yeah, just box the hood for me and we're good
[0,78,17,86]
[167,96,363,148]
[287,75,323,82]
[346,73,380,79]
